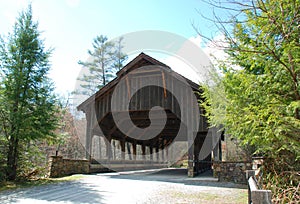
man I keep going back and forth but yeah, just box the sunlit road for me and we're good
[0,169,247,204]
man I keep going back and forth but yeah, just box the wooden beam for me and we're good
[161,71,167,98]
[125,76,131,98]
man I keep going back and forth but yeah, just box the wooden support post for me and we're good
[197,133,206,172]
[112,140,116,160]
[85,110,92,160]
[105,136,112,160]
[212,129,220,162]
[156,146,159,162]
[187,144,195,177]
[142,144,146,160]
[194,137,199,174]
[85,134,92,160]
[132,142,137,160]
[99,136,102,159]
[187,130,197,177]
[149,145,153,161]
[120,140,125,160]
[163,139,168,162]
[219,138,222,161]
[165,141,169,162]
[127,142,132,160]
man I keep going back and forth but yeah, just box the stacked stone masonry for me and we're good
[213,161,252,184]
[49,156,90,178]
[49,156,252,183]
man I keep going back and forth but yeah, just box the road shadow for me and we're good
[0,180,106,204]
[100,168,247,189]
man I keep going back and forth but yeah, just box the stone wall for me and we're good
[48,156,90,178]
[213,161,252,184]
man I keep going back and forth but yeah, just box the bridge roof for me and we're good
[77,52,200,112]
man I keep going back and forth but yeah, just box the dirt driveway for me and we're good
[0,168,247,204]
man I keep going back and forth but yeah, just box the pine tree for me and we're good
[76,35,127,96]
[0,5,59,181]
[112,37,127,72]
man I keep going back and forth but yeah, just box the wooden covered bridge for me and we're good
[77,53,222,177]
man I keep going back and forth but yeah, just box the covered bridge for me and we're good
[77,53,222,177]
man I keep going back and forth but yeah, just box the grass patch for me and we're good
[235,190,248,203]
[158,189,248,204]
[0,174,86,192]
[51,174,86,182]
[160,190,218,202]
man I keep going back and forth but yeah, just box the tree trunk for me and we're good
[102,62,106,86]
[7,136,19,181]
[295,107,300,120]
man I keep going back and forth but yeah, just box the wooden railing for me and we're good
[246,170,272,204]
[89,159,168,173]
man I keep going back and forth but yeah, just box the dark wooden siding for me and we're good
[92,66,208,134]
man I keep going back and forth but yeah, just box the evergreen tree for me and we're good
[0,5,59,181]
[200,0,299,202]
[76,35,127,96]
[112,36,127,72]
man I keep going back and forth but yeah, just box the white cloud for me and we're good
[202,34,228,65]
[203,34,241,72]
[188,35,202,47]
[161,35,212,84]
[48,50,82,94]
[163,54,202,83]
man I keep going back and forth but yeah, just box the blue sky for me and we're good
[0,0,225,94]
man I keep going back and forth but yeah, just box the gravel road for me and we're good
[0,168,247,204]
